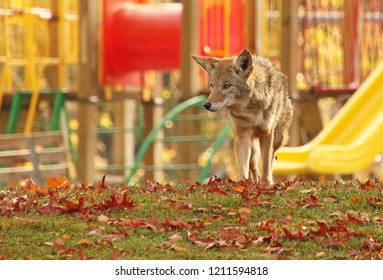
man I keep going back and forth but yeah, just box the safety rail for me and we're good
[124,95,233,184]
[0,131,72,184]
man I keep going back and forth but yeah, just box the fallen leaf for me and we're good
[232,185,246,193]
[228,209,237,216]
[341,214,366,225]
[330,210,346,217]
[46,176,70,189]
[373,216,383,224]
[62,234,72,240]
[316,252,326,258]
[109,248,127,260]
[359,179,375,190]
[87,228,104,236]
[238,207,252,214]
[54,238,65,246]
[367,197,382,208]
[361,240,383,252]
[168,233,183,242]
[77,238,95,247]
[171,245,188,253]
[95,192,134,211]
[97,214,109,224]
[313,221,330,236]
[352,197,361,204]
[320,237,347,248]
[323,196,338,203]
[14,217,41,224]
[168,198,192,210]
[297,195,321,208]
[282,227,307,240]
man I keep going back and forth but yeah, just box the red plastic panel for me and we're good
[103,0,182,85]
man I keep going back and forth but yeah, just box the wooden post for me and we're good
[142,100,155,182]
[280,0,299,97]
[47,1,59,89]
[254,0,264,55]
[113,101,124,170]
[77,1,98,181]
[179,0,201,181]
[142,73,164,183]
[181,0,200,99]
[124,99,136,178]
[281,0,322,145]
[343,0,360,87]
[243,0,256,53]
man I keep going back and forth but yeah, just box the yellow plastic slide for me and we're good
[274,61,383,175]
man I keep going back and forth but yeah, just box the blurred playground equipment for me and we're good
[273,0,383,179]
[274,61,383,176]
[1,0,383,184]
[0,0,78,182]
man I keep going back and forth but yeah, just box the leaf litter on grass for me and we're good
[0,175,382,259]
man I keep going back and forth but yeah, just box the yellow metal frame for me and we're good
[262,0,282,59]
[0,0,78,133]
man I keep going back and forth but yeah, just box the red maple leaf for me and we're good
[343,214,366,225]
[361,240,383,252]
[359,179,375,190]
[96,192,134,211]
[96,175,107,190]
[168,198,192,210]
[313,221,330,236]
[38,195,63,215]
[297,195,321,208]
[320,237,347,248]
[282,227,307,240]
[60,197,85,214]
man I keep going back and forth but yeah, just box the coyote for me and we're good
[192,49,293,184]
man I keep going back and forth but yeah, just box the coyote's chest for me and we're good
[226,106,273,135]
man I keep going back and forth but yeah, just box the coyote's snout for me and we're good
[192,49,293,184]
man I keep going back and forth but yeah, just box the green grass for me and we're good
[0,177,382,260]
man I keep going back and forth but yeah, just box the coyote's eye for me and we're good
[222,82,231,89]
[209,83,213,89]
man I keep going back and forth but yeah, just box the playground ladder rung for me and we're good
[97,163,202,172]
[0,131,63,148]
[155,135,212,143]
[0,147,67,165]
[0,163,69,182]
[97,127,139,135]
[0,131,70,184]
[173,114,225,122]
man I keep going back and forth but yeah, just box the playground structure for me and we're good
[274,61,383,176]
[1,0,383,184]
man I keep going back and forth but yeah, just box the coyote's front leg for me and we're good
[259,132,275,185]
[234,134,252,180]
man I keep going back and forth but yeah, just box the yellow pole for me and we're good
[58,0,66,88]
[24,0,39,134]
[24,63,45,133]
[0,0,13,112]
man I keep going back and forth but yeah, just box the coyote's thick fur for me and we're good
[193,49,293,184]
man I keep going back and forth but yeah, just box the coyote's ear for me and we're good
[192,55,219,73]
[234,49,253,78]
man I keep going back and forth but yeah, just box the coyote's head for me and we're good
[192,49,253,112]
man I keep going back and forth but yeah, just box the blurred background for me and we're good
[0,0,382,185]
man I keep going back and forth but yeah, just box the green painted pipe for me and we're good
[198,123,232,182]
[125,95,207,184]
[6,93,23,134]
[50,90,65,131]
